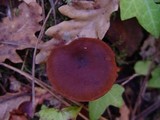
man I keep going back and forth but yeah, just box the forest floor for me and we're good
[0,0,160,120]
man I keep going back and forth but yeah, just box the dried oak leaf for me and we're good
[117,103,130,120]
[0,92,30,120]
[36,39,62,64]
[9,112,28,120]
[36,0,118,63]
[46,0,118,40]
[0,2,42,63]
[23,0,36,4]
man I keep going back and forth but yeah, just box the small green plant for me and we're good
[120,0,160,38]
[134,60,160,89]
[38,106,81,120]
[89,84,124,120]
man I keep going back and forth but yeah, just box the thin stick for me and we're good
[135,100,160,119]
[121,74,140,86]
[49,0,57,24]
[130,61,154,120]
[0,92,30,103]
[0,82,7,94]
[79,112,89,120]
[0,63,68,105]
[0,63,90,119]
[21,50,29,71]
[31,1,51,115]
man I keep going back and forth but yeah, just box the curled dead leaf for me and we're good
[36,0,118,63]
[35,38,62,64]
[46,0,118,40]
[0,92,30,120]
[23,0,36,4]
[116,103,130,120]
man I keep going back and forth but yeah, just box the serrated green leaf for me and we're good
[89,84,124,120]
[148,67,160,88]
[38,105,81,120]
[134,60,151,75]
[120,0,160,38]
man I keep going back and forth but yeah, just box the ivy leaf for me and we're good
[134,60,151,75]
[148,67,160,88]
[89,84,124,120]
[120,0,160,38]
[154,0,160,3]
[38,106,81,120]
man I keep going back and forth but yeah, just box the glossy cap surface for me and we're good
[47,38,117,101]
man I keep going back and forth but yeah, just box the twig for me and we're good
[0,92,30,104]
[79,113,89,120]
[106,108,112,119]
[0,63,89,119]
[49,0,57,24]
[130,61,154,120]
[0,83,7,94]
[31,0,51,116]
[21,50,29,71]
[0,41,34,47]
[0,63,68,105]
[121,74,140,86]
[7,0,13,20]
[135,100,160,119]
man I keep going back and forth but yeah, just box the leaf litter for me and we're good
[46,0,118,40]
[0,92,30,120]
[0,2,42,63]
[36,0,119,63]
[0,0,160,120]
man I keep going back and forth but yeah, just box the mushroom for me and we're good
[47,38,118,102]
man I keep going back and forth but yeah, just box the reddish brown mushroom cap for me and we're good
[47,38,118,101]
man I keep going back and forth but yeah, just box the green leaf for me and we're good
[134,60,151,75]
[120,0,160,38]
[89,84,124,120]
[154,0,160,3]
[148,67,160,88]
[38,105,81,120]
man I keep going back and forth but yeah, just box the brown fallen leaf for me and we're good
[9,76,22,93]
[23,0,36,4]
[0,2,42,63]
[0,92,30,120]
[9,87,52,118]
[36,0,118,63]
[106,13,143,57]
[9,110,28,120]
[116,103,130,120]
[46,0,118,40]
[35,38,63,64]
